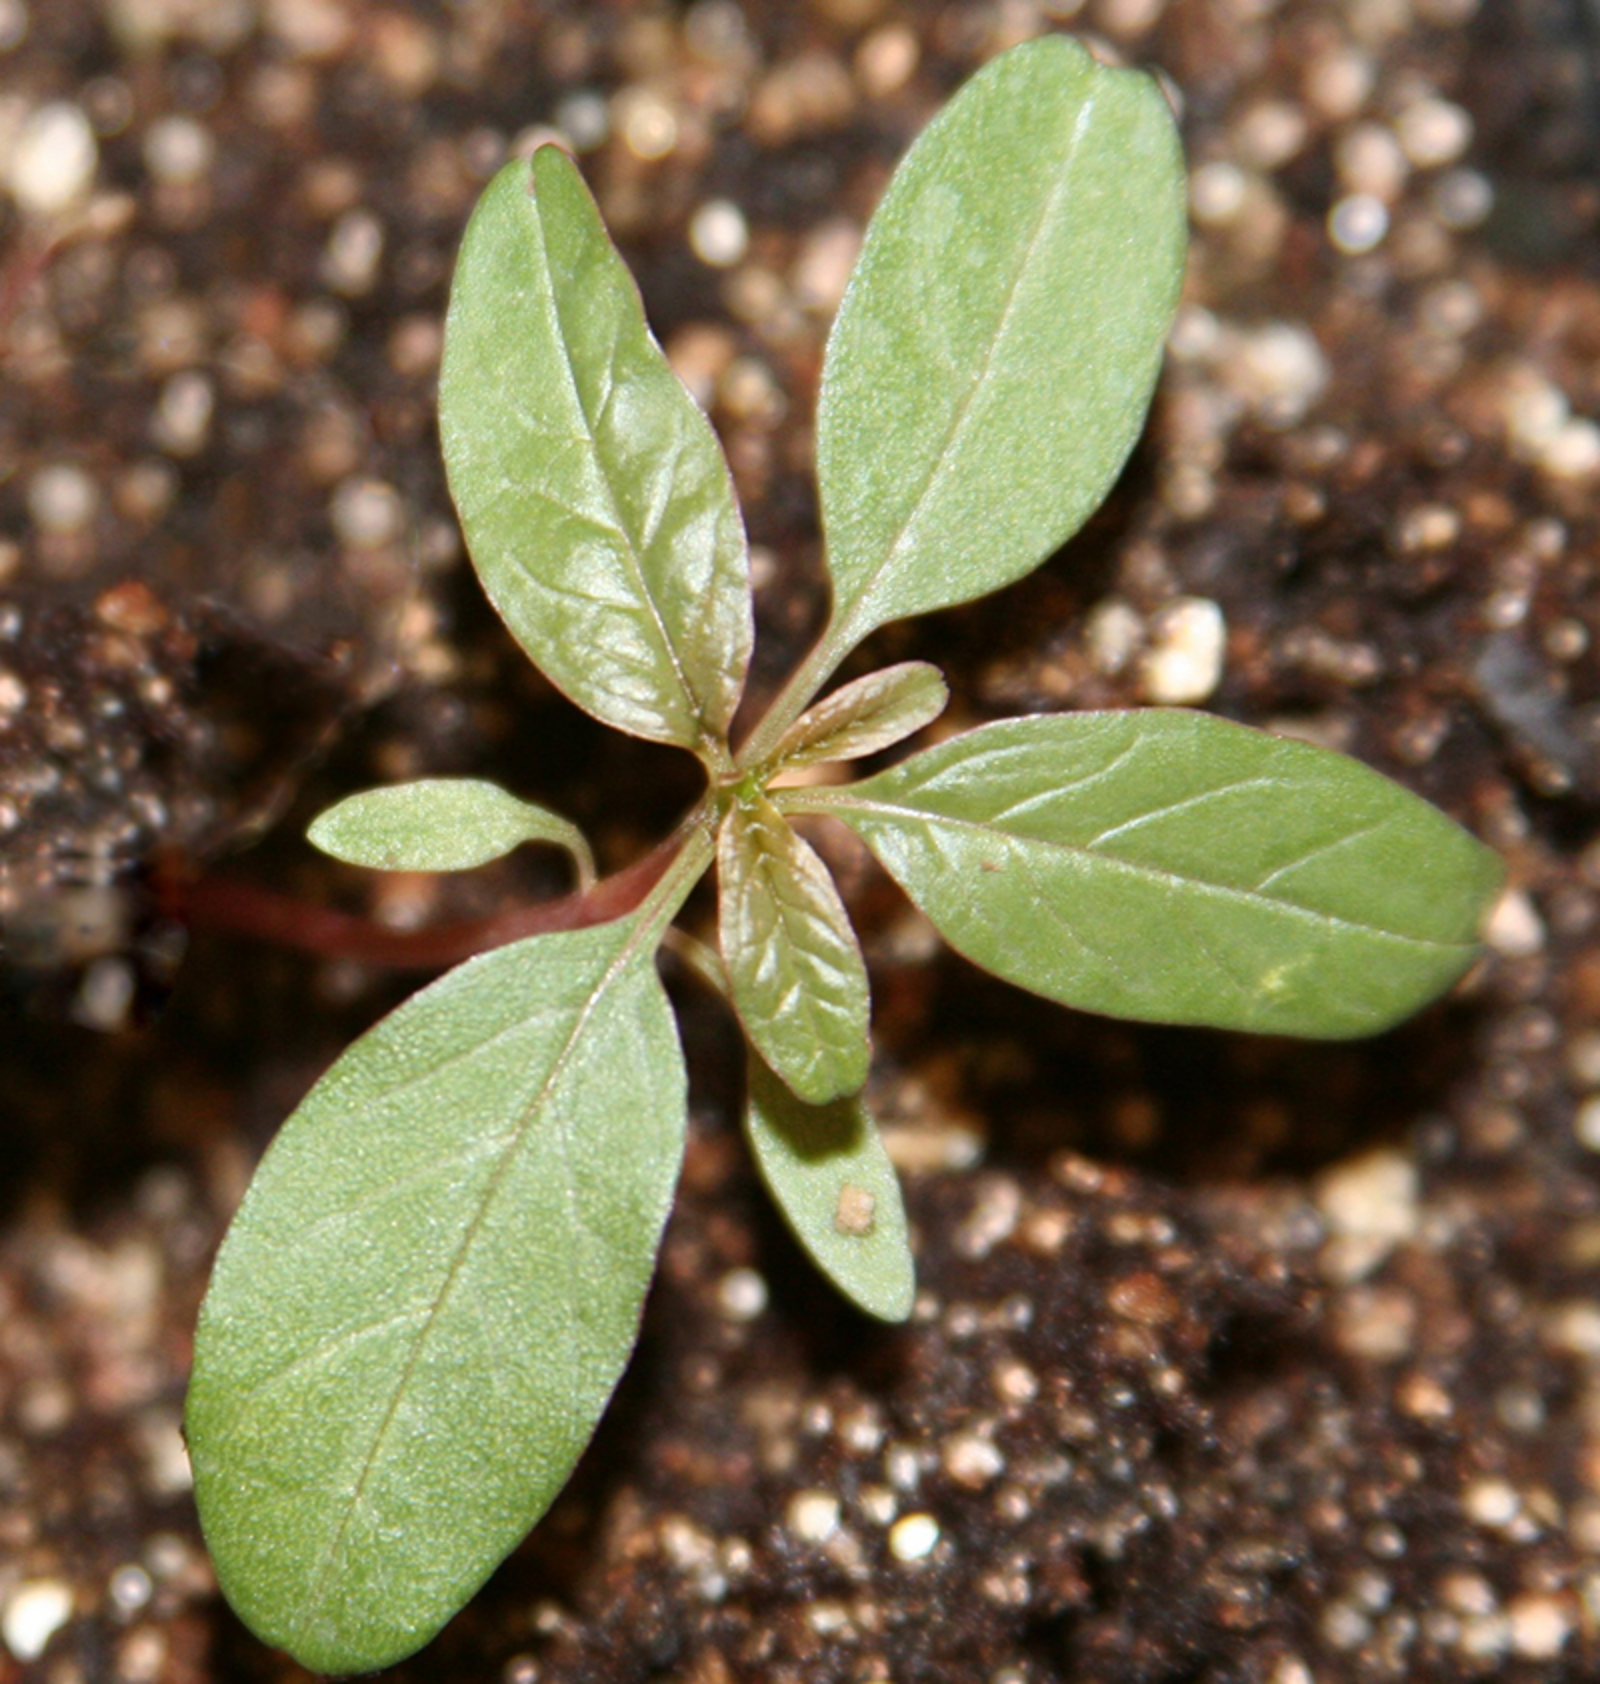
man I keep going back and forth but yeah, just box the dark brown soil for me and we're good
[3,2,1600,1681]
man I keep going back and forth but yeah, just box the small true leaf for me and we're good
[441,146,752,755]
[718,789,870,1105]
[307,777,596,881]
[815,36,1185,658]
[185,915,686,1674]
[744,1054,913,1323]
[784,712,1504,1039]
[768,661,948,776]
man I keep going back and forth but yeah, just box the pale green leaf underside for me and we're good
[744,1055,913,1323]
[440,147,752,752]
[816,36,1186,656]
[718,790,870,1105]
[308,777,595,881]
[769,661,948,777]
[185,916,685,1674]
[785,712,1504,1039]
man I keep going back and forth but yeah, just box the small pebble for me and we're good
[616,88,678,160]
[1189,161,1247,226]
[1508,1593,1573,1658]
[0,0,27,50]
[2,1580,73,1662]
[1233,100,1308,170]
[1317,1148,1418,1247]
[1483,887,1544,957]
[942,1432,1003,1488]
[786,1490,840,1543]
[1335,123,1407,200]
[554,90,609,152]
[143,114,214,184]
[1084,597,1143,675]
[7,101,97,215]
[715,1267,767,1321]
[1229,322,1328,425]
[1328,193,1388,254]
[0,669,27,719]
[855,24,918,97]
[688,199,748,267]
[1432,167,1493,229]
[1140,597,1225,705]
[888,1512,940,1561]
[322,208,384,295]
[1542,419,1600,480]
[28,463,99,534]
[153,371,214,456]
[1396,98,1473,169]
[109,1564,153,1615]
[1462,1477,1520,1528]
[331,477,403,548]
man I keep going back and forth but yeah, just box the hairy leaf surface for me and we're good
[814,36,1185,658]
[308,777,594,881]
[768,662,948,776]
[441,148,751,754]
[186,916,685,1673]
[719,790,870,1105]
[745,1055,913,1322]
[784,712,1504,1038]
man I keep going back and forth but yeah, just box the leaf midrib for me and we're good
[529,165,702,741]
[828,90,1097,645]
[292,918,656,1645]
[817,794,1473,953]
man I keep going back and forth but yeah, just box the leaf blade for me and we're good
[768,661,948,776]
[745,1055,913,1322]
[307,777,595,880]
[440,147,752,752]
[185,916,685,1673]
[815,37,1185,654]
[785,712,1504,1039]
[718,790,871,1105]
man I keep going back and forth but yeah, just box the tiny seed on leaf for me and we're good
[835,1182,878,1236]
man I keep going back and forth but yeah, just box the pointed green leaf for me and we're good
[185,915,685,1674]
[441,147,752,754]
[307,777,595,882]
[783,713,1504,1039]
[815,37,1185,656]
[768,661,948,776]
[745,1054,913,1323]
[718,789,870,1105]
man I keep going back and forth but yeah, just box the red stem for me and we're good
[174,829,687,971]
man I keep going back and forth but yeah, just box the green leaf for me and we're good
[718,789,870,1105]
[185,915,686,1674]
[440,147,752,756]
[745,1054,913,1323]
[815,36,1185,656]
[768,661,948,776]
[307,777,596,882]
[782,712,1504,1039]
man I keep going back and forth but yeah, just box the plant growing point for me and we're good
[184,36,1504,1673]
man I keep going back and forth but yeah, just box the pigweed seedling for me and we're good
[185,38,1504,1673]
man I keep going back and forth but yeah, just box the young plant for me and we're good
[184,37,1504,1674]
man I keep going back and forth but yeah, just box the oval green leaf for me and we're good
[745,1054,913,1323]
[441,147,752,755]
[185,915,686,1673]
[307,777,595,882]
[784,712,1505,1039]
[718,789,870,1105]
[815,37,1185,658]
[768,661,948,777]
